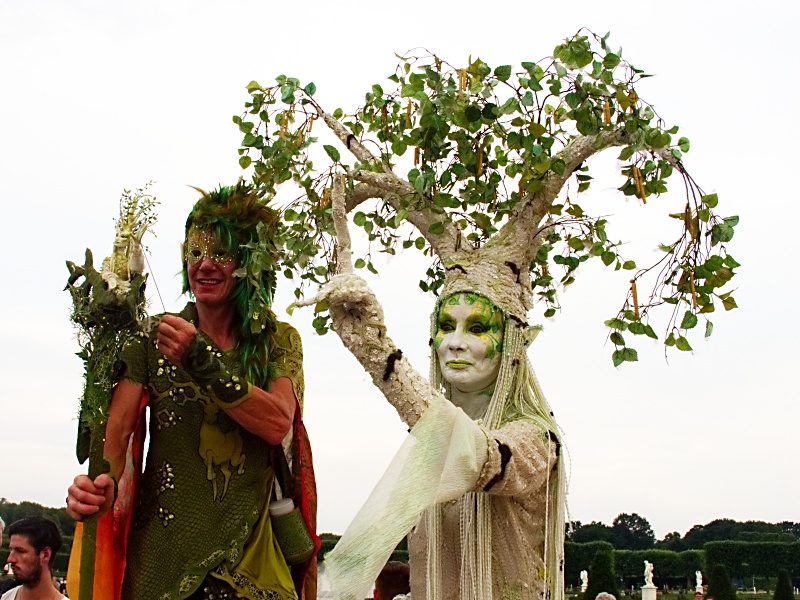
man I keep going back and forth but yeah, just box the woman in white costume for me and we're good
[316,256,566,600]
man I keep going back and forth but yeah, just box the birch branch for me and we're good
[490,127,647,262]
[297,173,437,426]
[322,113,465,260]
[332,175,353,275]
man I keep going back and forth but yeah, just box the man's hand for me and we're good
[66,474,115,521]
[157,314,197,368]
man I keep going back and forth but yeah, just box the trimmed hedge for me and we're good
[707,564,737,600]
[584,546,619,600]
[773,570,792,600]
[565,541,615,587]
[566,541,799,587]
[704,542,800,578]
[566,543,703,589]
[616,549,704,588]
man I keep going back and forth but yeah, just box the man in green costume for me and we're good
[66,184,318,600]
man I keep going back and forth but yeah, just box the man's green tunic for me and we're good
[119,303,300,600]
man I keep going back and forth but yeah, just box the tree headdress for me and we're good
[235,31,738,363]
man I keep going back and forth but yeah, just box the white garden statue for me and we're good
[644,561,654,587]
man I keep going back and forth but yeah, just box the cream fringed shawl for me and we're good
[325,394,489,599]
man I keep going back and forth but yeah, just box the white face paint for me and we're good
[434,293,504,394]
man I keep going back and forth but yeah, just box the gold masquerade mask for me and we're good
[183,227,237,266]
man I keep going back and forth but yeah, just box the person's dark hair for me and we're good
[375,561,410,600]
[8,517,62,558]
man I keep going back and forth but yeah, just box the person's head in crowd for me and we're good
[6,517,62,587]
[374,561,410,600]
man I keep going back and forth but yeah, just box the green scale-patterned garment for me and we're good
[119,303,298,600]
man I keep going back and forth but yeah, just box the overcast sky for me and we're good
[1,0,797,540]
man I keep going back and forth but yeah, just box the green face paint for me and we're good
[434,293,503,356]
[434,293,504,394]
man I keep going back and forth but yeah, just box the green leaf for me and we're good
[567,237,584,251]
[521,61,544,81]
[391,139,408,155]
[482,103,499,120]
[354,258,366,269]
[680,310,698,330]
[333,108,343,119]
[544,308,556,318]
[303,82,317,96]
[465,104,482,122]
[280,83,296,103]
[665,333,676,347]
[723,255,740,268]
[413,173,426,193]
[722,296,738,311]
[622,347,638,362]
[246,80,263,93]
[705,320,714,338]
[622,260,636,270]
[494,65,512,81]
[711,223,734,245]
[428,221,445,235]
[610,332,625,346]
[353,211,367,226]
[618,146,635,161]
[678,137,690,152]
[612,350,625,367]
[675,336,693,352]
[601,251,615,266]
[604,318,627,331]
[238,155,252,169]
[526,123,545,139]
[628,322,645,335]
[471,212,493,232]
[323,144,341,162]
[701,193,718,208]
[603,53,621,69]
[565,92,582,109]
